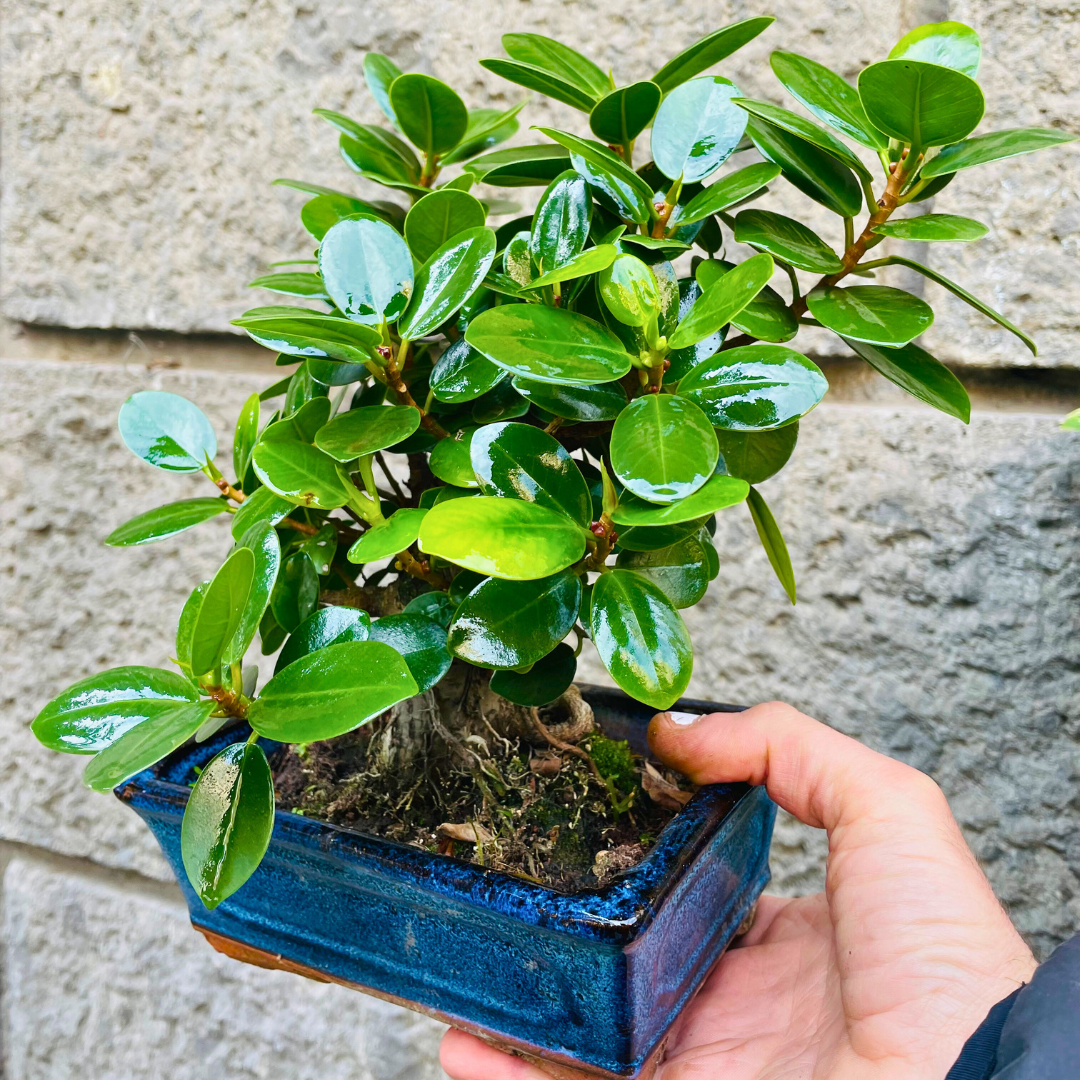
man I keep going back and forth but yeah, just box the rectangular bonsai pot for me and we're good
[118,684,775,1078]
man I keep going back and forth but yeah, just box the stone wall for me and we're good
[1,1,1078,1077]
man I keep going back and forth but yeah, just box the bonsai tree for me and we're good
[31,17,1075,908]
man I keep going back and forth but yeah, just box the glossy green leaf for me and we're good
[275,606,371,675]
[590,81,662,145]
[530,170,591,273]
[536,128,654,224]
[466,305,633,386]
[665,279,724,381]
[670,162,781,227]
[431,338,508,403]
[118,391,216,473]
[843,337,970,422]
[590,569,692,709]
[889,21,981,77]
[248,271,328,300]
[403,591,457,628]
[259,607,287,655]
[398,226,497,340]
[734,209,842,273]
[733,97,872,182]
[230,486,293,541]
[616,535,709,609]
[652,17,774,94]
[466,144,573,187]
[806,285,934,347]
[32,667,201,755]
[104,498,228,547]
[747,486,796,603]
[181,741,275,910]
[489,643,576,706]
[271,550,319,633]
[696,260,798,345]
[232,307,381,365]
[347,508,428,563]
[502,33,610,99]
[429,426,479,488]
[300,193,396,240]
[253,399,352,509]
[226,519,282,666]
[528,244,618,290]
[253,639,418,741]
[84,700,214,793]
[364,53,403,125]
[297,523,337,576]
[322,115,421,180]
[921,128,1078,178]
[314,405,420,462]
[615,519,705,552]
[745,116,863,218]
[318,216,413,325]
[389,73,469,157]
[668,252,774,350]
[419,496,585,580]
[480,58,596,112]
[405,189,487,263]
[769,50,887,151]
[871,214,987,242]
[599,253,662,328]
[857,59,984,148]
[233,391,260,482]
[858,254,1036,355]
[471,422,591,527]
[368,614,452,693]
[448,570,580,668]
[442,102,526,165]
[611,474,748,526]
[652,77,747,183]
[510,376,627,422]
[176,581,209,676]
[190,547,255,677]
[677,343,828,430]
[610,394,719,504]
[471,381,530,424]
[715,423,799,484]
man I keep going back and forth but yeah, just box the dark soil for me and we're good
[271,686,695,892]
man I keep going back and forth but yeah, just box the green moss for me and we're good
[589,735,636,789]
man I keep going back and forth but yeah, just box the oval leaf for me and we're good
[652,77,748,183]
[610,394,719,504]
[405,189,487,264]
[677,343,828,430]
[502,33,610,99]
[589,81,662,145]
[888,20,981,77]
[270,550,319,633]
[530,170,591,273]
[616,536,709,609]
[489,643,577,706]
[611,474,749,526]
[118,391,216,473]
[715,423,799,485]
[871,214,987,242]
[398,226,497,340]
[431,337,507,403]
[652,17,774,94]
[191,547,256,677]
[734,209,842,273]
[32,667,200,755]
[276,606,371,674]
[466,305,633,386]
[807,285,934,347]
[671,162,782,227]
[669,251,774,350]
[105,498,228,547]
[226,520,282,666]
[314,405,421,462]
[747,486,796,603]
[510,377,627,422]
[921,128,1078,179]
[448,571,581,669]
[347,508,429,563]
[319,216,413,324]
[389,73,469,157]
[419,496,586,580]
[181,741,275,910]
[367,614,452,693]
[250,640,418,742]
[590,570,692,710]
[470,422,592,527]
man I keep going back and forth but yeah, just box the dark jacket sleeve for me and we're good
[946,933,1080,1080]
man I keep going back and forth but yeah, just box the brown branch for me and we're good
[375,451,408,504]
[383,344,449,440]
[277,516,320,537]
[212,476,246,502]
[530,708,605,785]
[395,547,449,589]
[206,686,249,720]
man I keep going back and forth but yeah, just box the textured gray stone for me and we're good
[0,359,268,879]
[2,857,447,1080]
[601,402,1080,959]
[0,0,901,334]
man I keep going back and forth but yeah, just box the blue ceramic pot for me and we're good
[119,684,775,1079]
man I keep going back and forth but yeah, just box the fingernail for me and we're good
[668,710,702,726]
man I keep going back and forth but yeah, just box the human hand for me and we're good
[441,702,1036,1080]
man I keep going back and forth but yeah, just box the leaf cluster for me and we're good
[32,18,1075,909]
